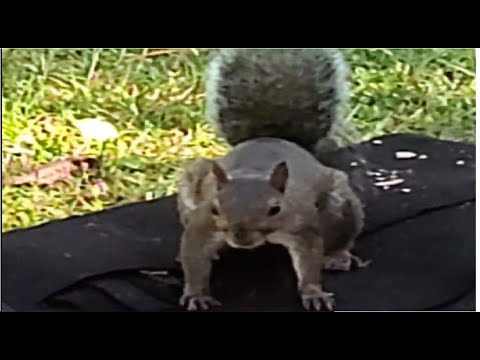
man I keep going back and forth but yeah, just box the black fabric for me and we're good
[1,133,475,311]
[48,286,130,312]
[328,134,476,232]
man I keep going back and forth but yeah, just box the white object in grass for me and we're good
[73,118,119,142]
[7,145,35,156]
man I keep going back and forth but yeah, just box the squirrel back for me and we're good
[217,137,334,204]
[205,48,350,152]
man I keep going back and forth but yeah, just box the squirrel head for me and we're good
[208,160,289,249]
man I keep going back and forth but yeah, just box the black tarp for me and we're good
[1,134,476,311]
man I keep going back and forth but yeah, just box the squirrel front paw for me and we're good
[300,284,335,311]
[180,293,222,311]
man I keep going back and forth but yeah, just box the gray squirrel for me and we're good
[177,49,369,312]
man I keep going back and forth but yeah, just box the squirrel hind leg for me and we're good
[323,250,371,272]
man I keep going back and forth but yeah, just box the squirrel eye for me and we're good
[267,206,281,216]
[315,193,329,211]
[211,206,219,216]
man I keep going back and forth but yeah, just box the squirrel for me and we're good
[176,49,369,312]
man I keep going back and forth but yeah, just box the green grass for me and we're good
[1,48,476,232]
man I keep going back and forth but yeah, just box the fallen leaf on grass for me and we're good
[2,157,99,186]
[85,178,110,199]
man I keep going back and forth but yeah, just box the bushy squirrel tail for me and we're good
[204,48,351,152]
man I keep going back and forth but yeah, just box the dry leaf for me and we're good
[89,178,109,198]
[3,157,99,186]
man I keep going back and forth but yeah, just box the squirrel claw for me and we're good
[323,256,351,271]
[351,254,371,268]
[300,285,335,312]
[180,294,221,311]
[324,251,371,272]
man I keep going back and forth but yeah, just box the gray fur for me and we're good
[215,137,364,254]
[205,48,350,151]
[217,137,336,213]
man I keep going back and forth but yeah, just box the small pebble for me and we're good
[400,188,412,193]
[64,252,72,259]
[350,162,359,167]
[372,140,383,145]
[395,151,417,159]
[140,270,169,276]
[375,177,387,181]
[418,154,428,160]
[374,178,405,187]
[383,186,390,190]
[366,171,382,177]
[456,160,465,165]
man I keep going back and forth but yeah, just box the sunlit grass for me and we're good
[1,48,476,232]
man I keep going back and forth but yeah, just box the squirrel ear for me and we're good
[210,161,229,189]
[269,161,289,193]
